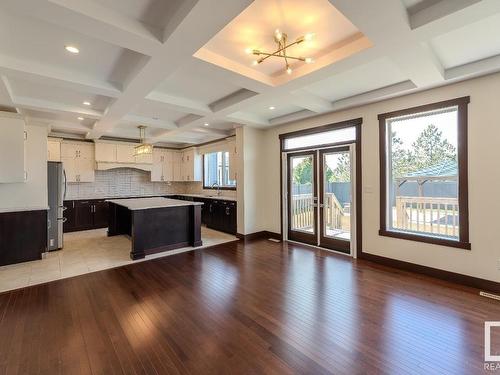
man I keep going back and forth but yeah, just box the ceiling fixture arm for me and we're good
[248,30,314,73]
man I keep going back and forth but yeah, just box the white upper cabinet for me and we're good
[95,141,152,165]
[61,141,95,182]
[95,142,116,162]
[116,143,135,163]
[0,113,25,183]
[151,149,176,182]
[181,148,202,182]
[47,138,61,162]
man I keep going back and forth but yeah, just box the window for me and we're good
[203,151,236,189]
[283,126,356,151]
[378,97,470,249]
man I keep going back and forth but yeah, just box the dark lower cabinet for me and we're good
[205,200,237,235]
[64,199,109,232]
[168,195,237,235]
[93,201,109,228]
[63,195,236,235]
[0,210,47,266]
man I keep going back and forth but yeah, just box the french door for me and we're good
[287,146,353,254]
[287,151,318,245]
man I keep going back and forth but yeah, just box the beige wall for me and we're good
[259,72,500,282]
[236,126,267,234]
[0,124,48,211]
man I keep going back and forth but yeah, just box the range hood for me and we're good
[94,140,153,172]
[95,161,152,172]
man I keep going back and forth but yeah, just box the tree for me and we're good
[391,131,413,178]
[391,124,456,177]
[293,157,313,185]
[409,124,456,171]
[328,153,350,182]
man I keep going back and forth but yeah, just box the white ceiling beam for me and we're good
[330,0,445,87]
[146,91,212,116]
[288,90,334,113]
[411,0,500,40]
[122,114,178,130]
[331,80,417,111]
[209,89,258,112]
[0,76,17,111]
[409,0,481,30]
[190,127,232,137]
[226,112,270,127]
[445,54,500,81]
[12,96,103,119]
[88,0,253,138]
[269,110,315,126]
[2,0,161,56]
[0,54,121,98]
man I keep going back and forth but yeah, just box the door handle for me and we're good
[57,217,67,222]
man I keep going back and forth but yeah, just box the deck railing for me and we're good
[395,196,459,237]
[291,193,344,231]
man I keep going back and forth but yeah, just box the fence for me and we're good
[395,196,459,237]
[290,193,344,232]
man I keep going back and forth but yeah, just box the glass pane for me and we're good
[387,106,459,239]
[323,151,351,241]
[284,127,356,150]
[290,155,315,234]
[204,151,236,187]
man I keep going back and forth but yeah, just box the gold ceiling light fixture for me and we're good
[247,29,315,74]
[134,125,153,156]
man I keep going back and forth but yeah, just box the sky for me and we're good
[389,109,458,151]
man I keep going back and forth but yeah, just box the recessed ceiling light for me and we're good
[204,123,209,126]
[252,60,258,66]
[269,106,275,110]
[77,117,84,121]
[286,67,293,75]
[83,101,91,106]
[305,57,314,64]
[65,45,80,54]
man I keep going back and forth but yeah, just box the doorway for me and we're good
[286,145,356,255]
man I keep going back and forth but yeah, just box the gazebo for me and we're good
[393,160,459,237]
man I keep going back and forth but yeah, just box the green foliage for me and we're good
[291,124,456,183]
[328,153,350,182]
[392,124,456,178]
[293,157,313,185]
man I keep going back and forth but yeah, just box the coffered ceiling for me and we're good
[0,0,499,147]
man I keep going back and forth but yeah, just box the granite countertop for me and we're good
[179,194,237,202]
[106,197,203,210]
[69,194,237,202]
[0,206,49,213]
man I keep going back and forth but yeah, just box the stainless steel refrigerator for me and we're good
[47,161,66,251]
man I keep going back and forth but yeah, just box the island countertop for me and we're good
[106,197,203,210]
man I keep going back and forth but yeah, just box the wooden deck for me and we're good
[0,239,498,374]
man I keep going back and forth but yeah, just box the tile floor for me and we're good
[0,226,238,293]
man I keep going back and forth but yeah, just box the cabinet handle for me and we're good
[225,207,230,215]
[209,204,212,213]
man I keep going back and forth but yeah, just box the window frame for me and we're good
[378,96,471,250]
[202,151,236,190]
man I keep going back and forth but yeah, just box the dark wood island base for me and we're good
[107,198,202,260]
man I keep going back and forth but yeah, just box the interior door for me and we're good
[319,147,352,253]
[287,151,318,245]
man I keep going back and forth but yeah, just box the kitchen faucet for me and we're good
[211,182,222,196]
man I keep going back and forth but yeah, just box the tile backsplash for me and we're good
[66,168,186,199]
[184,182,237,198]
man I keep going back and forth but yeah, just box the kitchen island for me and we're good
[107,197,203,260]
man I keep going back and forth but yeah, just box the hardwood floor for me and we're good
[0,239,498,374]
